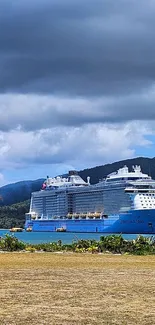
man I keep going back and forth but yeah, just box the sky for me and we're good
[0,0,155,185]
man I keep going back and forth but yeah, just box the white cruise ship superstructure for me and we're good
[25,166,155,233]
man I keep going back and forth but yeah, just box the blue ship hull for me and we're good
[25,209,155,234]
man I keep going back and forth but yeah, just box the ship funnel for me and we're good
[87,176,90,185]
[69,170,78,176]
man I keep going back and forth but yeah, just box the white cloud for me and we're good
[0,85,155,133]
[0,90,154,175]
[0,121,152,171]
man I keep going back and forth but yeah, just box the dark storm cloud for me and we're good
[0,0,155,133]
[0,89,155,132]
[0,0,155,97]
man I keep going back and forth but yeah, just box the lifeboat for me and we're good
[10,227,23,232]
[31,215,37,220]
[56,227,66,232]
[26,227,32,232]
[74,214,79,219]
[67,214,72,219]
[81,213,86,219]
[88,214,94,219]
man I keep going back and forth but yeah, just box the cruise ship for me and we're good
[25,166,155,233]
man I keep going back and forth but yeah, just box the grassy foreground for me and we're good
[0,253,155,325]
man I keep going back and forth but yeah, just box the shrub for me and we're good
[87,245,99,254]
[0,234,26,251]
[0,234,155,255]
[100,235,125,253]
[25,246,36,253]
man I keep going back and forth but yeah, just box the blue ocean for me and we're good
[0,229,153,244]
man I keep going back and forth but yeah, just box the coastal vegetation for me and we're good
[0,200,29,229]
[1,234,155,255]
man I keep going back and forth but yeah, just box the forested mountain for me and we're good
[78,157,155,184]
[0,179,44,206]
[0,200,30,229]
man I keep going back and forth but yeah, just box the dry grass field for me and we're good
[0,253,155,325]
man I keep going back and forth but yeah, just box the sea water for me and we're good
[0,229,152,244]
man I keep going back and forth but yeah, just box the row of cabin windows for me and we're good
[140,199,155,201]
[106,177,148,182]
[139,197,155,199]
[141,203,155,206]
[139,193,155,196]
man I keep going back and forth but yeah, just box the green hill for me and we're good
[0,179,44,206]
[0,200,30,229]
[78,157,155,184]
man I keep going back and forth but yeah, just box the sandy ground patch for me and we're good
[0,253,155,325]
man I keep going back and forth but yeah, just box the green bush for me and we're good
[100,235,125,253]
[0,234,26,251]
[0,234,155,255]
[33,241,64,252]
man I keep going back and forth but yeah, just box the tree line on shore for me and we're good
[1,234,155,255]
[0,200,29,229]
